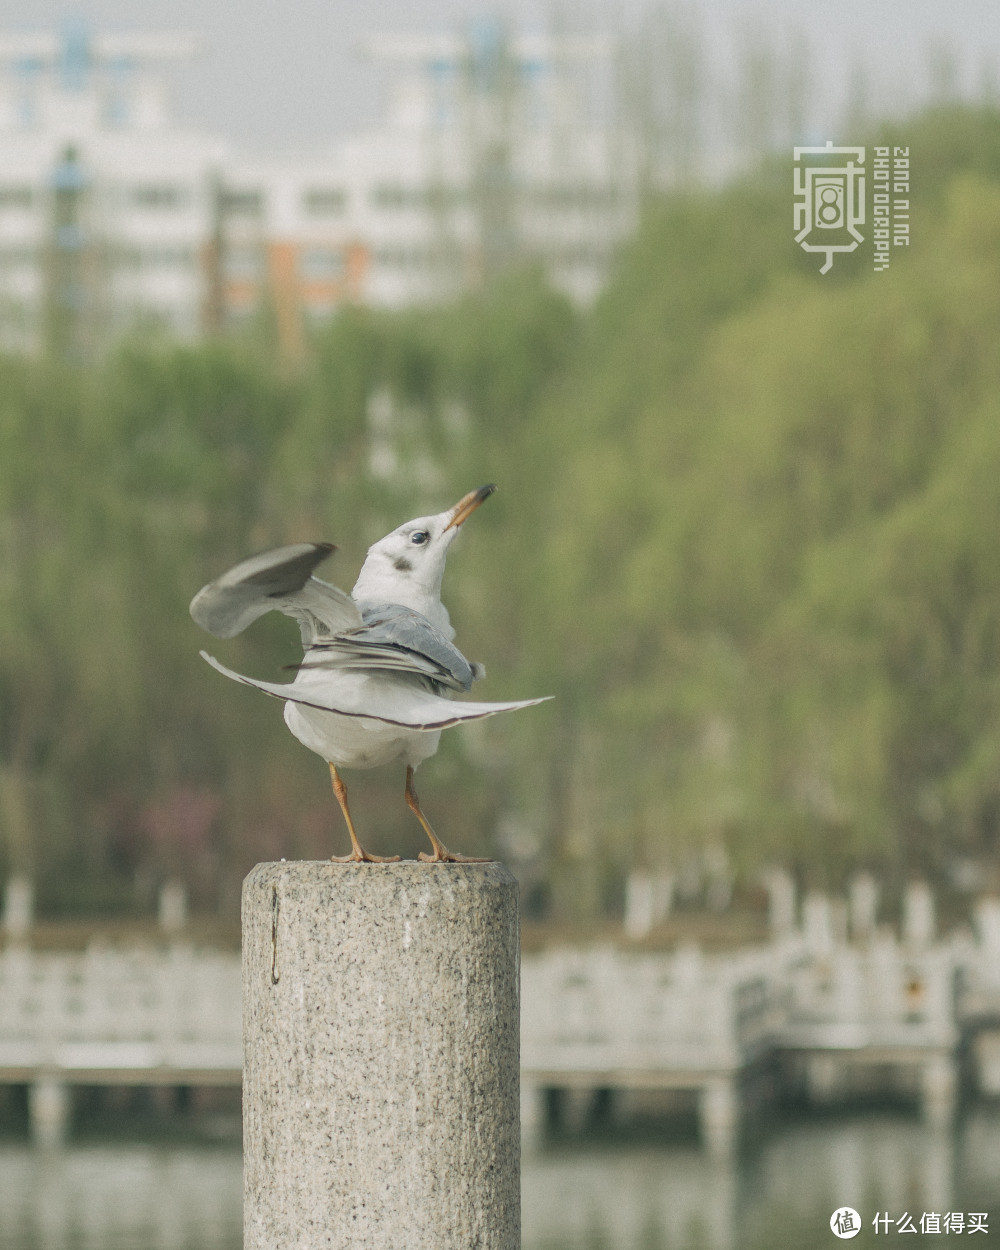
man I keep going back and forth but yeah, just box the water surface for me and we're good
[0,1110,997,1248]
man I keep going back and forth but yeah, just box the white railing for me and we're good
[0,905,992,1085]
[520,944,785,1077]
[781,935,959,1051]
[0,943,241,1076]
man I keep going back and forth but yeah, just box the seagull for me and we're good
[190,485,548,863]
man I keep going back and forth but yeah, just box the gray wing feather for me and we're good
[285,576,363,644]
[189,543,362,642]
[297,603,476,691]
[192,552,481,689]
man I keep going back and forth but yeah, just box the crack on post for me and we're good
[271,884,280,984]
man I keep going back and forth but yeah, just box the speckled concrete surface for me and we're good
[242,860,520,1249]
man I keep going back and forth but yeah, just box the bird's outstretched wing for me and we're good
[297,602,477,692]
[200,652,550,730]
[190,543,361,643]
[191,546,482,689]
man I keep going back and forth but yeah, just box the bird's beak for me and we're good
[443,484,497,531]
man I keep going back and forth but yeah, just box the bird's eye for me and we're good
[410,530,430,546]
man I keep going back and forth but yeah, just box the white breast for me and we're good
[283,683,442,771]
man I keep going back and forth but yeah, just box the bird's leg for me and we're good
[328,763,400,863]
[407,766,491,864]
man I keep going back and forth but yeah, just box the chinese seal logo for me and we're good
[794,142,866,273]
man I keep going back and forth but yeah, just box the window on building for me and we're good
[549,242,609,266]
[303,187,347,215]
[130,184,190,210]
[299,248,344,281]
[0,186,35,211]
[220,188,264,217]
[155,245,195,267]
[304,298,337,322]
[372,246,431,270]
[428,185,467,211]
[224,246,264,280]
[0,246,37,267]
[371,184,427,211]
[225,302,261,327]
[529,184,620,212]
[114,244,196,270]
[102,95,129,127]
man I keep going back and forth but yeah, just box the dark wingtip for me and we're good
[252,542,336,595]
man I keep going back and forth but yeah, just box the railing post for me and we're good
[29,1075,71,1148]
[520,1077,545,1148]
[700,1074,738,1158]
[3,874,33,941]
[242,860,520,1250]
[158,879,188,934]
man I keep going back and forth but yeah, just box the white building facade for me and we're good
[0,28,225,356]
[0,22,637,356]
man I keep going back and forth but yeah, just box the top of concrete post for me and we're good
[244,859,518,954]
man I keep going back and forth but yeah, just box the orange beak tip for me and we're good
[445,484,498,530]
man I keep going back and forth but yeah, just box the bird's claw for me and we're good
[418,849,492,864]
[331,850,401,863]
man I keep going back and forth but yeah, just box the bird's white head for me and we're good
[351,484,496,634]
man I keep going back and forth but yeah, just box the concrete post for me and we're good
[242,860,520,1250]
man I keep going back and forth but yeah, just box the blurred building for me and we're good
[0,26,225,357]
[0,21,635,358]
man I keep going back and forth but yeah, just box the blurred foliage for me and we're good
[3,105,1000,919]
